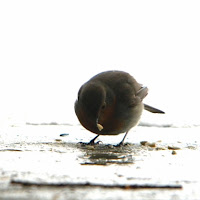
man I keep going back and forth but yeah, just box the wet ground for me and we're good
[0,124,200,200]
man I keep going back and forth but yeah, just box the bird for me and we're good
[75,70,164,146]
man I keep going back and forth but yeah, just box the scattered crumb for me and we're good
[157,140,162,143]
[187,146,196,150]
[172,150,177,155]
[148,142,156,148]
[140,141,156,148]
[156,147,167,151]
[55,139,62,142]
[60,133,69,137]
[140,141,148,146]
[168,146,181,150]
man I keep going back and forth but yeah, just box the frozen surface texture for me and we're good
[0,124,200,200]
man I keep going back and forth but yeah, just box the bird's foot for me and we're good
[79,135,100,146]
[114,142,130,147]
[79,141,101,146]
[114,131,129,147]
[114,141,124,147]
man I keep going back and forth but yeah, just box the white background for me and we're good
[0,1,200,126]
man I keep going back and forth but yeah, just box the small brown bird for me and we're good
[75,70,164,146]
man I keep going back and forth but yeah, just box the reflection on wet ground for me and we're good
[79,143,138,165]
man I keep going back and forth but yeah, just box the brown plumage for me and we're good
[75,70,164,145]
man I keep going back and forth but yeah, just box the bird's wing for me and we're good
[136,86,148,100]
[129,86,148,107]
[136,87,165,114]
[144,104,165,114]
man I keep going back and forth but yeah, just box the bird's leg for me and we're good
[79,135,100,145]
[88,135,100,145]
[115,131,129,147]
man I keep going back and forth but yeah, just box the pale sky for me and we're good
[0,1,200,126]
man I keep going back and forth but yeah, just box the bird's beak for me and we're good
[97,123,103,131]
[96,118,103,131]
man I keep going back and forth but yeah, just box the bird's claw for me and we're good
[114,142,124,147]
[79,140,102,146]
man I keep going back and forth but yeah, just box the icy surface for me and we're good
[0,124,200,199]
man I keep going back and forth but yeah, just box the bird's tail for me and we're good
[144,104,165,114]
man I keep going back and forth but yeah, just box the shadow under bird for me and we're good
[75,70,164,146]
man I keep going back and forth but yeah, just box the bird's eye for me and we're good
[101,102,106,110]
[77,87,82,101]
[77,93,80,101]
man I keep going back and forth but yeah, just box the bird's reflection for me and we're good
[78,143,137,165]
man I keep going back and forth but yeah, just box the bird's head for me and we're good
[75,81,108,133]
